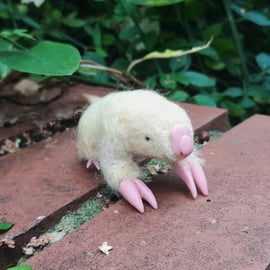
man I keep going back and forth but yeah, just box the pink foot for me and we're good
[119,179,158,213]
[86,160,101,170]
[174,160,208,198]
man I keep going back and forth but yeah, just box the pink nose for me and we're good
[170,126,193,157]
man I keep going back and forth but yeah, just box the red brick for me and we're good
[26,115,270,270]
[0,130,102,268]
[0,130,101,236]
[0,100,227,268]
[183,103,228,131]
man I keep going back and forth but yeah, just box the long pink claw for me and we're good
[170,126,193,157]
[174,161,208,198]
[86,160,101,170]
[119,179,158,213]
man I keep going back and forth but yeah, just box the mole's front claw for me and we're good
[119,179,158,213]
[86,159,101,170]
[174,160,208,199]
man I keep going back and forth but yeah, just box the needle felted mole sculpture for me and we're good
[77,90,208,213]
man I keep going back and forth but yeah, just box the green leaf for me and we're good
[244,11,270,26]
[222,87,243,98]
[256,53,270,73]
[127,0,186,7]
[0,222,14,231]
[239,96,255,109]
[62,12,85,28]
[231,4,270,26]
[193,94,216,107]
[180,71,215,87]
[159,74,177,89]
[213,38,235,52]
[0,62,10,78]
[7,265,32,270]
[111,58,129,70]
[205,59,225,71]
[0,39,11,51]
[144,75,157,89]
[102,34,116,46]
[246,84,270,98]
[0,29,34,40]
[21,16,41,29]
[171,73,190,86]
[249,73,264,84]
[169,90,189,101]
[203,23,222,40]
[143,31,158,51]
[83,51,105,65]
[197,47,219,61]
[119,26,139,40]
[169,55,190,72]
[222,101,246,117]
[0,41,81,76]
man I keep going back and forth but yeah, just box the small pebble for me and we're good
[197,130,210,144]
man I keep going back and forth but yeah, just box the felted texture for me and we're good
[77,90,201,189]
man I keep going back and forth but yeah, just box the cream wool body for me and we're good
[77,90,208,213]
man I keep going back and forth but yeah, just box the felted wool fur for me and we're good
[77,90,202,190]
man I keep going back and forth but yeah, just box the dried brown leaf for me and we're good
[14,79,40,96]
[98,241,113,255]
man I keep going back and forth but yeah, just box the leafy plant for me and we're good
[0,40,80,76]
[0,0,270,124]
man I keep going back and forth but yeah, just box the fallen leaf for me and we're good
[23,246,35,256]
[1,238,15,248]
[240,226,249,233]
[96,192,103,198]
[98,241,113,255]
[139,240,147,246]
[0,222,14,231]
[14,78,39,96]
[7,265,32,270]
[1,139,17,154]
[147,164,160,175]
[26,234,52,248]
[22,233,52,255]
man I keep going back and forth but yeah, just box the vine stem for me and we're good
[80,59,147,89]
[223,0,249,89]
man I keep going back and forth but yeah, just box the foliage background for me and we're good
[1,0,270,124]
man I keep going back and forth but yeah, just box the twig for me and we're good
[80,59,148,89]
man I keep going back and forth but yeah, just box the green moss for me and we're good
[48,186,117,235]
[49,197,103,233]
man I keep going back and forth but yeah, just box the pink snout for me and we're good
[170,126,193,157]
